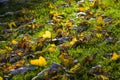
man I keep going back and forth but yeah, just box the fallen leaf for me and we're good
[49,47,55,52]
[66,22,73,29]
[59,53,74,67]
[49,4,56,9]
[30,56,47,67]
[5,46,12,51]
[97,16,104,24]
[96,33,102,38]
[68,63,80,73]
[8,22,17,29]
[12,40,18,45]
[99,75,109,80]
[111,52,119,61]
[43,31,51,38]
[79,7,85,12]
[0,76,3,80]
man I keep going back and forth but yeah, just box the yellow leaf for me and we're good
[59,53,74,67]
[31,23,35,29]
[53,12,59,17]
[30,56,47,67]
[18,17,24,22]
[49,4,56,9]
[79,33,84,37]
[0,76,3,80]
[43,31,51,38]
[38,56,47,66]
[105,32,109,36]
[12,40,18,45]
[79,7,85,12]
[111,52,119,61]
[66,22,73,29]
[30,59,39,66]
[90,0,99,8]
[52,16,57,21]
[17,52,22,56]
[49,47,55,52]
[99,75,109,80]
[22,8,27,14]
[8,22,17,29]
[97,16,104,24]
[70,41,75,46]
[95,26,104,31]
[68,63,80,73]
[72,38,78,42]
[50,44,56,47]
[96,33,102,38]
[5,46,12,51]
[29,10,35,14]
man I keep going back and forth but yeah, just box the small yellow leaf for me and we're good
[111,52,119,61]
[59,53,73,67]
[68,63,80,73]
[99,75,109,80]
[95,26,104,31]
[8,22,17,29]
[90,0,99,8]
[52,16,57,21]
[18,17,24,22]
[29,10,35,14]
[53,12,59,17]
[22,8,27,14]
[49,47,55,52]
[96,33,102,38]
[43,31,51,38]
[66,22,73,29]
[12,40,18,45]
[31,23,35,29]
[79,7,85,12]
[72,38,78,42]
[50,44,56,47]
[0,76,3,80]
[70,41,75,46]
[17,52,23,56]
[49,4,56,9]
[97,16,104,24]
[79,33,84,37]
[5,46,12,51]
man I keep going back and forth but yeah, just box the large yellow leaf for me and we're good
[30,56,47,67]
